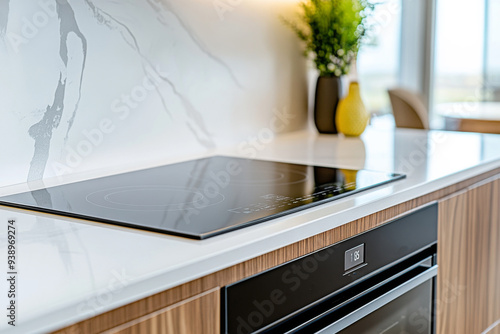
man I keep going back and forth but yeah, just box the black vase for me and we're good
[314,76,343,134]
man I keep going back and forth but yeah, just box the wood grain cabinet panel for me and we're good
[104,288,220,334]
[438,178,500,334]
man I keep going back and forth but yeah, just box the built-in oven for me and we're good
[222,203,438,334]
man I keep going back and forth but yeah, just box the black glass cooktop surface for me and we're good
[0,157,405,239]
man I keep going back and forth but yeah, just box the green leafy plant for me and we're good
[284,0,372,77]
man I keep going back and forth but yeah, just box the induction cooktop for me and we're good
[0,156,405,239]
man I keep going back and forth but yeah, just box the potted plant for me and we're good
[284,0,371,134]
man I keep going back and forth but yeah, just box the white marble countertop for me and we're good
[2,127,500,333]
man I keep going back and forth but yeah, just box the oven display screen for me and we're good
[345,244,365,272]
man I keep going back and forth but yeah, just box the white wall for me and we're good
[0,0,308,186]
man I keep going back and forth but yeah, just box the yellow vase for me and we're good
[340,169,358,191]
[335,82,369,137]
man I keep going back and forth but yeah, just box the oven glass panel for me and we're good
[339,280,433,334]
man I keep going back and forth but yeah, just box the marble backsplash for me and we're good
[0,0,308,185]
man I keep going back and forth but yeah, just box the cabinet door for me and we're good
[438,178,500,334]
[106,288,220,334]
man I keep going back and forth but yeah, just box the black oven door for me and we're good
[222,204,439,334]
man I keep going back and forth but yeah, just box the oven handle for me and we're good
[314,265,438,334]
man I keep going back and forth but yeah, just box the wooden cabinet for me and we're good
[104,288,220,334]
[437,178,500,334]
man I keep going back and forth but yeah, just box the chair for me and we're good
[388,88,430,129]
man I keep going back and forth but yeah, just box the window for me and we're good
[485,0,500,100]
[434,0,500,104]
[357,0,402,116]
[433,0,485,104]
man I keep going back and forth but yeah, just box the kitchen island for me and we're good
[1,127,499,334]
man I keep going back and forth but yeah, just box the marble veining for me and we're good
[26,0,224,179]
[28,74,67,181]
[146,0,243,89]
[60,0,88,144]
[79,0,236,150]
[82,0,174,118]
[0,0,307,188]
[29,0,88,181]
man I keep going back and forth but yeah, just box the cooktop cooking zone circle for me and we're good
[86,186,225,211]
